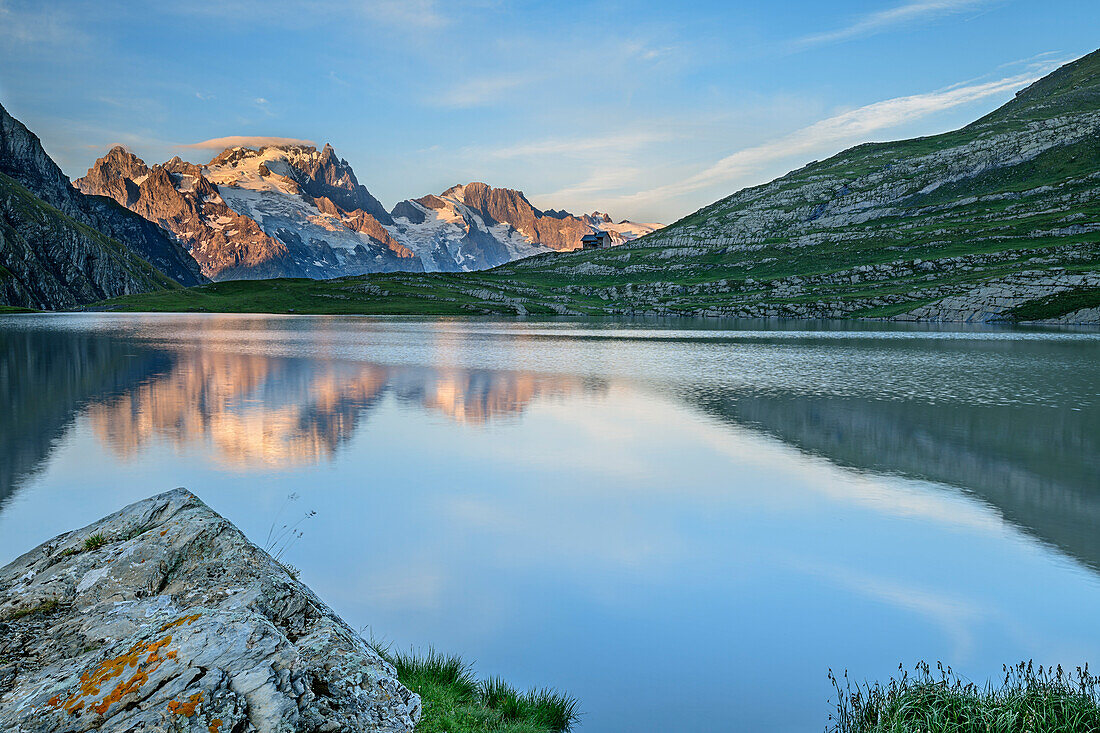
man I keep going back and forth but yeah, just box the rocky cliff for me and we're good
[0,488,420,732]
[387,182,660,271]
[0,103,205,309]
[76,145,418,281]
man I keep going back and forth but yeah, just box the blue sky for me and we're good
[0,0,1097,222]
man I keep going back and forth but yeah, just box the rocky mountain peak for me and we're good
[92,146,150,182]
[389,181,660,257]
[283,142,392,224]
[162,156,204,179]
[442,182,539,222]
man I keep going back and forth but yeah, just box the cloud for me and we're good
[620,67,1053,205]
[432,74,528,108]
[486,130,673,159]
[0,0,88,46]
[537,166,647,202]
[180,136,316,150]
[362,0,448,29]
[792,0,993,48]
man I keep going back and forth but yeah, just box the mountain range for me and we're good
[3,49,1100,321]
[96,48,1100,323]
[74,145,660,280]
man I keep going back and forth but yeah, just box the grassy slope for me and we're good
[98,51,1100,320]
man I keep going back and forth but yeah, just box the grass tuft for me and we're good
[830,660,1100,732]
[372,644,579,733]
[0,598,61,623]
[83,533,108,551]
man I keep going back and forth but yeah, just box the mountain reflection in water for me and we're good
[2,315,1096,577]
[87,352,597,468]
[1,322,600,484]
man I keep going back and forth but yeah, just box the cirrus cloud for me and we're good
[615,65,1058,208]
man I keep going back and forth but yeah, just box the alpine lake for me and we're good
[2,313,1098,732]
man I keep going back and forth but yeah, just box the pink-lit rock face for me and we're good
[76,143,661,279]
[0,488,420,732]
[76,145,420,281]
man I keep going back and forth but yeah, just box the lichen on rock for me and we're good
[0,488,420,732]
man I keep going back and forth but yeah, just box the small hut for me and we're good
[580,230,612,250]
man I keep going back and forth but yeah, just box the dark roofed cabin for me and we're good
[580,230,612,250]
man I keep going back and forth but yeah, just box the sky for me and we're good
[0,0,1097,223]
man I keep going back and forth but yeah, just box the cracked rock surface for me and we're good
[0,488,420,732]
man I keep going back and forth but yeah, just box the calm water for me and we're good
[2,314,1099,732]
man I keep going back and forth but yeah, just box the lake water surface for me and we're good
[2,314,1099,732]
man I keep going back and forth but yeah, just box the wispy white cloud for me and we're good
[620,67,1054,206]
[485,130,673,159]
[537,166,647,203]
[181,135,316,150]
[166,0,450,30]
[792,0,993,48]
[362,0,449,29]
[0,0,88,46]
[431,73,529,107]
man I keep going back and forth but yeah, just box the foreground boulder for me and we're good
[0,489,421,732]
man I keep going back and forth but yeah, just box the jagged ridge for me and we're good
[78,145,661,280]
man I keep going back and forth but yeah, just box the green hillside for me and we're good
[99,50,1100,323]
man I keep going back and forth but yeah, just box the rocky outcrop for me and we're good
[895,270,1100,323]
[0,104,206,301]
[0,488,420,732]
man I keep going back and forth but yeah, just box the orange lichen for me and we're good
[53,633,181,717]
[47,695,60,708]
[160,613,202,632]
[209,718,224,732]
[167,692,204,717]
[160,529,168,536]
